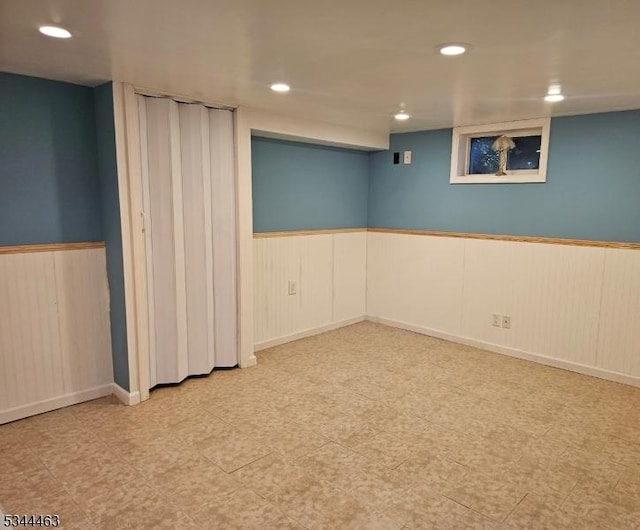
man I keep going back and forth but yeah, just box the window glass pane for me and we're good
[469,136,499,174]
[469,135,542,174]
[507,135,541,170]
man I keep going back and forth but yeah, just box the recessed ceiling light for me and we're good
[544,84,564,102]
[38,25,72,39]
[438,43,467,56]
[394,111,410,121]
[270,82,290,93]
[544,94,565,103]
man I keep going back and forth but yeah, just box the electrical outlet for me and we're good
[288,280,297,295]
[502,315,511,329]
[492,314,501,327]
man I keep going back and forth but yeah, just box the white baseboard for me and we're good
[0,384,114,425]
[111,383,141,406]
[368,316,640,389]
[240,355,258,368]
[254,316,367,352]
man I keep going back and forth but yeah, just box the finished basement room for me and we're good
[1,1,640,529]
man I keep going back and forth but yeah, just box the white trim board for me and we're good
[111,383,141,406]
[242,355,258,367]
[0,385,113,425]
[254,316,366,352]
[112,81,146,401]
[0,384,143,425]
[368,316,640,389]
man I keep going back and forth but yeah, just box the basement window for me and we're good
[450,118,550,184]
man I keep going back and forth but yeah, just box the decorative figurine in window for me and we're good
[491,135,515,176]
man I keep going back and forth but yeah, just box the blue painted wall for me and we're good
[252,137,369,232]
[94,83,129,391]
[368,111,640,242]
[0,73,103,245]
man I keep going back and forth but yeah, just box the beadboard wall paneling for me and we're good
[0,247,113,424]
[333,231,367,323]
[366,232,465,336]
[596,249,640,377]
[366,232,640,386]
[0,251,63,411]
[254,231,366,349]
[54,248,114,390]
[254,233,333,347]
[461,238,605,366]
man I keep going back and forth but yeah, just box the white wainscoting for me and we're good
[254,231,367,350]
[367,232,640,387]
[0,246,114,424]
[596,249,640,378]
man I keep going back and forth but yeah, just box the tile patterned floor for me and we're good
[2,321,640,529]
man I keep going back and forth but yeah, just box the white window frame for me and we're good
[450,118,550,184]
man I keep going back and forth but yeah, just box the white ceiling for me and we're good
[2,0,640,134]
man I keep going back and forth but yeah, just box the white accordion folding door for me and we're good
[137,96,237,387]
